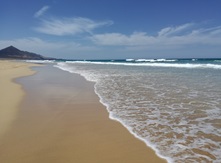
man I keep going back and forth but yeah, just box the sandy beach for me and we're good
[0,60,36,138]
[0,61,166,163]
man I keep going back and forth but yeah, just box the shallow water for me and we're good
[55,59,221,163]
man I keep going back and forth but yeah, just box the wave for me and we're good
[55,62,221,162]
[93,87,173,163]
[55,62,173,162]
[65,61,221,69]
[25,60,56,63]
[126,59,135,61]
[125,58,177,62]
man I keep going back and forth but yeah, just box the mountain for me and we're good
[0,46,53,60]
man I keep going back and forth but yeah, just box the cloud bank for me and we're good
[90,23,221,48]
[2,17,221,59]
[33,14,221,51]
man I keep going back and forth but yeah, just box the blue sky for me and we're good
[1,0,221,59]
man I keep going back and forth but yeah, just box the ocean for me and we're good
[53,58,221,163]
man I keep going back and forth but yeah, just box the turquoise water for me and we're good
[54,59,221,163]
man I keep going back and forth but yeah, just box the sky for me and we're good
[1,0,221,59]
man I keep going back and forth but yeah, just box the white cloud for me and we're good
[34,5,50,18]
[2,22,221,59]
[90,32,156,46]
[34,17,113,36]
[158,23,194,37]
[90,24,221,48]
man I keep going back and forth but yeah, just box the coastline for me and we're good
[0,60,37,138]
[0,62,166,163]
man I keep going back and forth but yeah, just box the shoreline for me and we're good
[56,62,170,162]
[0,60,37,138]
[85,71,170,162]
[0,62,166,163]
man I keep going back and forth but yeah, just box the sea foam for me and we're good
[65,60,221,69]
[55,61,221,163]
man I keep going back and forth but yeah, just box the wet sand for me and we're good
[0,63,166,163]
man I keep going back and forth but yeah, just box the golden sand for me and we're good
[0,62,167,163]
[0,60,36,137]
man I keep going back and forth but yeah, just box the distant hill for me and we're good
[0,46,54,60]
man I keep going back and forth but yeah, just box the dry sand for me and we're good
[0,62,167,163]
[0,60,37,138]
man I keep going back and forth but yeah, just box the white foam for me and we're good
[93,85,173,163]
[126,59,135,61]
[64,61,221,69]
[26,60,55,63]
[55,62,221,163]
[135,58,177,62]
[135,59,155,62]
[55,62,172,162]
[156,59,177,62]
